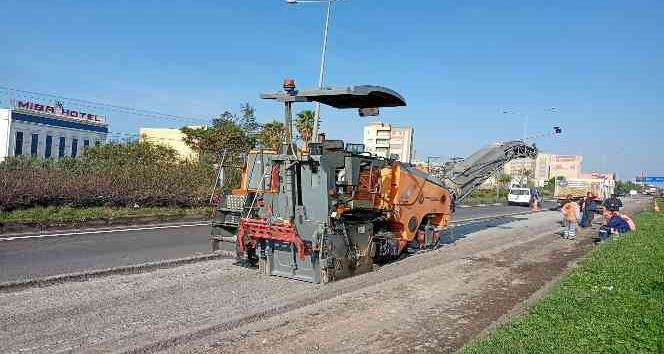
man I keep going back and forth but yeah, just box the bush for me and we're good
[0,141,217,212]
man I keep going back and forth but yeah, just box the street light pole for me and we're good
[503,108,557,141]
[312,1,332,142]
[426,156,440,172]
[287,0,344,143]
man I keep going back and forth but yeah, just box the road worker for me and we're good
[595,210,632,243]
[580,192,597,228]
[561,195,580,240]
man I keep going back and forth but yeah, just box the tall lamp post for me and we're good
[502,107,558,141]
[286,0,345,142]
[426,156,440,172]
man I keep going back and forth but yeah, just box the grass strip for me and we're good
[0,205,213,224]
[461,203,664,354]
[463,189,509,205]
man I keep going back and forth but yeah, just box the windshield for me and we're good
[510,189,531,195]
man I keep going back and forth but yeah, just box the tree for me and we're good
[180,104,263,190]
[256,121,286,151]
[496,173,512,189]
[296,109,315,151]
[181,120,250,162]
[542,177,557,196]
[181,104,259,162]
[239,103,259,134]
[615,180,641,194]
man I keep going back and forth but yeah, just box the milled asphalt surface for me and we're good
[0,209,566,354]
[0,212,559,353]
[0,201,556,283]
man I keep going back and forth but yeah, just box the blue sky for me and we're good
[1,0,662,180]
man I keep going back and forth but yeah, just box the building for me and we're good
[139,127,199,160]
[534,153,552,185]
[363,122,414,163]
[546,154,583,181]
[503,157,536,178]
[0,100,108,161]
[501,153,583,187]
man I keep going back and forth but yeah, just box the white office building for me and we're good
[363,122,414,163]
[0,100,108,161]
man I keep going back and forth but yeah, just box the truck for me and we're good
[645,186,659,196]
[554,177,615,204]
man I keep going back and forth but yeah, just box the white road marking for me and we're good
[476,204,488,207]
[0,223,211,242]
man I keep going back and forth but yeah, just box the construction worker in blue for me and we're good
[595,210,631,243]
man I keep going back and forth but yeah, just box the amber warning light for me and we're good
[359,107,379,117]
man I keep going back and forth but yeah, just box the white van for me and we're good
[508,187,531,206]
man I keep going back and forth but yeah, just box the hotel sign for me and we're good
[11,99,106,124]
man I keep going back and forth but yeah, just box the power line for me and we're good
[0,85,211,125]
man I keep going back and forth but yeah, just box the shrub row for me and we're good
[0,142,218,212]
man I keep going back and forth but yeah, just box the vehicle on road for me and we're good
[210,80,538,284]
[629,190,638,197]
[507,187,531,206]
[554,177,614,205]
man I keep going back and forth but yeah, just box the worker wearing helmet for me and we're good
[603,194,623,212]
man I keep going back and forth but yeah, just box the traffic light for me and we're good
[554,126,562,134]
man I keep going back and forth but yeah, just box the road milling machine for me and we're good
[211,79,537,283]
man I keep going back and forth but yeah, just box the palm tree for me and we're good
[256,121,286,151]
[296,110,315,151]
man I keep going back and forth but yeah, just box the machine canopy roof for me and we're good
[260,85,406,109]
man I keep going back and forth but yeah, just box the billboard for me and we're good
[636,176,664,183]
[11,99,106,124]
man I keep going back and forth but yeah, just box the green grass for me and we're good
[461,204,664,354]
[463,189,509,205]
[0,205,213,224]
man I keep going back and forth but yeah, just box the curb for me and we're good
[0,213,211,236]
[0,251,236,293]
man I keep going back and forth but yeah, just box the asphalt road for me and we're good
[0,201,556,283]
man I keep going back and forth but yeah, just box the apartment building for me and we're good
[362,122,414,163]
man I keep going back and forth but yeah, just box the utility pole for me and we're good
[427,156,440,173]
[286,0,347,143]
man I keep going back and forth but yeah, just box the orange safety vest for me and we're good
[562,201,579,223]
